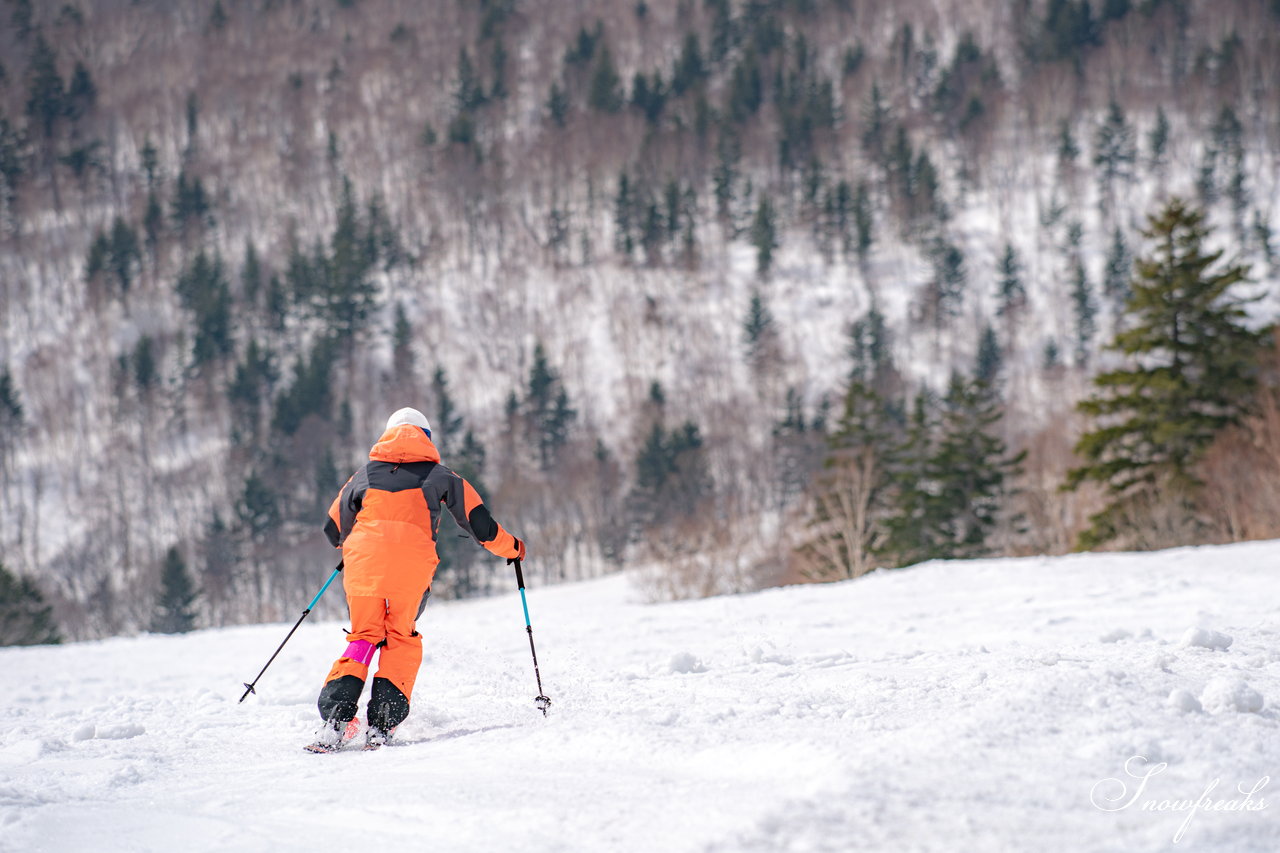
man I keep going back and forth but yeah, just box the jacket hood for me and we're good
[369,424,441,464]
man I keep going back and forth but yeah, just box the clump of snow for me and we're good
[1199,678,1264,714]
[1099,628,1132,643]
[668,652,706,674]
[1151,654,1176,672]
[1179,627,1233,650]
[68,722,145,741]
[1166,689,1202,713]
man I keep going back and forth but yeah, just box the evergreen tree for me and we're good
[143,191,163,250]
[1056,120,1079,169]
[524,342,575,468]
[882,392,937,564]
[1102,227,1131,306]
[726,48,763,123]
[1094,100,1136,196]
[975,324,1002,385]
[237,473,280,540]
[546,81,569,127]
[1065,198,1270,547]
[564,21,602,67]
[861,82,890,158]
[392,303,414,374]
[926,238,966,326]
[847,182,872,260]
[848,305,897,397]
[25,35,64,138]
[750,196,778,277]
[588,43,624,113]
[176,251,233,367]
[489,37,509,101]
[133,335,157,393]
[272,337,337,435]
[65,61,96,120]
[887,377,1021,565]
[628,420,711,535]
[0,561,61,646]
[1147,106,1169,172]
[431,366,465,454]
[150,547,198,634]
[228,338,275,444]
[0,116,26,199]
[995,242,1025,316]
[671,32,707,96]
[0,367,22,424]
[140,137,159,188]
[325,177,378,338]
[742,289,776,363]
[1071,258,1097,366]
[924,374,1023,560]
[108,217,140,293]
[454,48,486,113]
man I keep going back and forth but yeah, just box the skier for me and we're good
[309,406,525,751]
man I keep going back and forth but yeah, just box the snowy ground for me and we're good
[2,542,1278,853]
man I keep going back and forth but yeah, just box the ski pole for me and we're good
[512,559,552,715]
[239,560,343,703]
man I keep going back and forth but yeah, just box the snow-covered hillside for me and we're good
[2,542,1277,852]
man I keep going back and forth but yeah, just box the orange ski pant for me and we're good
[322,595,423,702]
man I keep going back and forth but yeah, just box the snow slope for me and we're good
[2,542,1278,853]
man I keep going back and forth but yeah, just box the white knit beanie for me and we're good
[385,407,432,435]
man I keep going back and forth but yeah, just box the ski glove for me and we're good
[506,537,526,565]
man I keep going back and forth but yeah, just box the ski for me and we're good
[303,717,361,753]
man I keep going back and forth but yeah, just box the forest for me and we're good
[1,0,1279,641]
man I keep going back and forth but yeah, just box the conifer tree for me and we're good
[742,289,776,364]
[25,35,64,138]
[852,182,874,259]
[150,547,197,634]
[0,561,61,646]
[975,324,1002,385]
[1147,106,1169,172]
[1065,198,1270,547]
[1102,227,1131,307]
[1070,258,1096,366]
[588,43,624,113]
[887,377,1021,565]
[750,196,778,277]
[995,243,1025,316]
[0,367,22,425]
[524,342,575,468]
[1093,100,1136,191]
[546,81,569,127]
[431,366,465,454]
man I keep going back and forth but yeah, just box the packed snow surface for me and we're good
[3,541,1279,853]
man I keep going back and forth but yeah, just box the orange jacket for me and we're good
[324,425,524,597]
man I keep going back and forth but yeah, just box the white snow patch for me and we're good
[1180,627,1234,651]
[668,652,707,674]
[1166,689,1203,713]
[1099,628,1132,643]
[1199,678,1265,715]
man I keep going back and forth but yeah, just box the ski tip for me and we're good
[303,742,343,754]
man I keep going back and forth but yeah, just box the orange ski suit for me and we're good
[316,424,523,732]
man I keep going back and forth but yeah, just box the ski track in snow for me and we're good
[2,542,1278,853]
